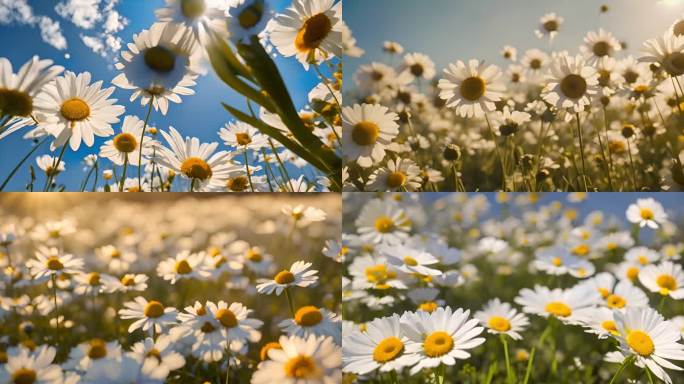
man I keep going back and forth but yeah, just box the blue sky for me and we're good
[344,0,684,90]
[0,0,323,190]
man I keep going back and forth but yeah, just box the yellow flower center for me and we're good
[640,208,654,220]
[423,331,454,357]
[11,368,37,384]
[551,257,563,266]
[560,74,588,99]
[460,76,486,101]
[592,41,611,57]
[543,20,559,32]
[46,256,64,271]
[121,275,135,286]
[674,19,684,36]
[144,46,176,73]
[637,255,649,265]
[627,330,654,356]
[374,216,395,233]
[87,339,108,359]
[180,157,213,181]
[606,294,626,309]
[146,348,162,362]
[110,249,121,259]
[403,256,418,266]
[572,244,590,256]
[226,176,249,191]
[284,355,319,378]
[88,272,101,285]
[60,98,90,122]
[530,59,542,70]
[364,265,395,289]
[295,13,332,52]
[656,274,677,295]
[294,306,323,327]
[664,52,684,76]
[410,63,424,77]
[373,337,404,363]
[113,133,138,153]
[181,0,206,18]
[260,342,281,361]
[544,301,572,317]
[201,321,215,333]
[216,308,238,328]
[143,300,165,318]
[274,270,295,284]
[386,172,406,189]
[247,249,262,262]
[351,121,380,146]
[626,267,639,281]
[235,132,252,146]
[488,316,512,332]
[419,301,438,312]
[237,2,264,29]
[601,320,618,335]
[0,88,33,117]
[175,259,193,275]
[598,287,610,298]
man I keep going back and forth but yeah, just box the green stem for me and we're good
[284,287,296,318]
[627,139,638,191]
[44,138,69,192]
[501,334,514,384]
[0,136,48,191]
[575,112,588,192]
[646,366,655,384]
[137,98,154,189]
[608,356,634,384]
[523,323,552,384]
[119,155,129,192]
[243,150,255,192]
[485,113,507,190]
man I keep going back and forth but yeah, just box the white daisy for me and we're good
[367,158,422,192]
[400,53,436,81]
[625,246,661,266]
[355,199,411,245]
[99,115,156,166]
[128,336,186,378]
[118,297,178,335]
[279,305,340,343]
[0,346,63,384]
[542,54,599,114]
[438,59,504,118]
[156,250,211,284]
[626,198,668,229]
[514,284,600,325]
[381,244,442,276]
[581,28,622,65]
[535,13,563,41]
[256,261,319,295]
[0,56,63,121]
[65,339,121,372]
[227,0,272,44]
[27,247,84,280]
[342,103,399,168]
[639,32,684,77]
[639,261,684,299]
[218,121,269,152]
[155,0,228,40]
[35,155,65,177]
[206,301,263,345]
[474,298,530,340]
[348,255,406,291]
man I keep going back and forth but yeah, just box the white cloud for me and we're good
[55,0,102,29]
[80,34,106,56]
[0,0,68,50]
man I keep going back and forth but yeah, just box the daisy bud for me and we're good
[621,124,636,138]
[443,144,462,161]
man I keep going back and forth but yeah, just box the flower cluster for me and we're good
[343,7,684,192]
[0,194,341,383]
[342,192,684,383]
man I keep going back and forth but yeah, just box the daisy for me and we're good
[542,54,599,114]
[206,301,263,345]
[34,71,125,151]
[533,245,583,275]
[156,250,211,284]
[342,103,399,168]
[281,204,327,227]
[521,49,549,80]
[590,278,650,310]
[493,106,531,136]
[343,314,420,375]
[95,245,137,274]
[27,247,84,280]
[35,155,65,177]
[535,13,563,41]
[227,0,272,44]
[268,0,342,68]
[400,53,436,81]
[256,261,318,295]
[660,243,683,261]
[581,28,622,65]
[99,115,155,166]
[612,307,684,384]
[407,287,445,313]
[381,244,442,276]
[102,273,149,293]
[279,305,341,343]
[118,297,178,335]
[640,32,684,77]
[438,59,504,118]
[0,346,63,384]
[0,56,63,119]
[155,0,228,40]
[639,261,684,299]
[625,246,661,266]
[353,63,397,94]
[322,239,348,263]
[401,307,485,375]
[252,335,341,384]
[218,121,269,152]
[383,41,404,55]
[501,46,517,61]
[514,284,600,325]
[626,198,668,228]
[65,339,121,371]
[367,158,422,192]
[73,271,110,296]
[113,22,200,115]
[474,298,529,340]
[156,126,237,191]
[354,199,411,245]
[348,255,406,291]
[576,306,621,339]
[128,336,186,378]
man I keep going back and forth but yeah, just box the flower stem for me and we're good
[137,97,154,189]
[0,136,48,191]
[523,322,552,384]
[119,154,129,192]
[284,287,296,318]
[501,334,514,384]
[485,113,507,190]
[608,356,634,384]
[646,366,655,384]
[575,112,588,192]
[44,138,69,192]
[243,150,255,192]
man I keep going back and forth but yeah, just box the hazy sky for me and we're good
[344,0,684,86]
[0,0,321,190]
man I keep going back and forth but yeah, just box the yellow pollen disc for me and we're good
[373,337,404,363]
[560,74,588,99]
[351,121,380,146]
[627,330,654,356]
[640,208,654,220]
[110,249,121,259]
[374,216,395,233]
[423,331,454,357]
[87,339,107,359]
[601,320,618,335]
[144,46,176,73]
[46,256,64,271]
[530,59,542,70]
[144,301,165,318]
[386,172,406,189]
[674,20,684,37]
[284,355,319,378]
[543,20,559,32]
[664,52,684,76]
[60,98,90,122]
[634,85,650,94]
[181,0,206,18]
[626,267,639,281]
[201,321,215,333]
[274,270,295,284]
[551,257,563,267]
[146,348,162,361]
[572,244,590,256]
[598,288,610,298]
[175,259,193,275]
[544,301,572,317]
[196,305,207,316]
[656,274,677,295]
[180,157,212,181]
[260,342,282,361]
[593,41,611,57]
[88,272,101,285]
[0,88,33,117]
[247,249,262,262]
[227,176,249,191]
[488,316,511,332]
[294,306,323,326]
[113,133,138,153]
[638,255,649,265]
[403,256,418,267]
[216,308,238,328]
[238,2,264,29]
[11,368,37,384]
[235,132,252,146]
[121,275,135,286]
[295,13,332,52]
[419,301,438,312]
[606,294,626,309]
[410,64,424,77]
[460,76,486,101]
[365,265,392,286]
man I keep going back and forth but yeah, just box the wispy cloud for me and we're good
[56,0,129,58]
[0,0,68,50]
